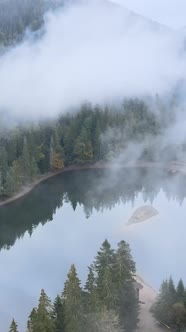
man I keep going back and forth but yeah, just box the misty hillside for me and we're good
[0,0,171,48]
[0,0,64,47]
[0,0,184,120]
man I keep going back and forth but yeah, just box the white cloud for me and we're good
[0,0,185,118]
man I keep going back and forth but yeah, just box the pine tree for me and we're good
[73,125,93,163]
[32,289,53,332]
[49,135,64,170]
[5,159,23,196]
[114,241,138,332]
[0,171,3,196]
[114,241,136,285]
[176,279,185,303]
[94,239,115,300]
[171,302,186,329]
[152,278,176,326]
[27,308,37,332]
[168,277,176,305]
[52,295,64,332]
[30,157,39,179]
[101,265,115,310]
[84,265,99,312]
[9,319,19,332]
[152,280,169,323]
[5,166,17,196]
[22,137,31,181]
[0,147,8,183]
[63,264,84,332]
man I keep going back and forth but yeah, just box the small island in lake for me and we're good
[127,206,159,225]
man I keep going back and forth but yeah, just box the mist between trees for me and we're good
[0,0,64,48]
[0,98,184,198]
[9,240,138,332]
[152,277,186,331]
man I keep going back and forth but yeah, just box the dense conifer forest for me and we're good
[8,240,139,332]
[0,0,184,200]
[0,99,182,199]
[0,0,63,47]
[1,2,186,332]
[152,278,186,331]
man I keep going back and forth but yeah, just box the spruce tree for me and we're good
[9,319,19,332]
[32,289,53,332]
[30,157,39,180]
[84,265,99,312]
[22,136,31,182]
[176,279,185,303]
[5,166,17,196]
[52,295,64,332]
[171,302,186,329]
[168,277,176,305]
[0,147,8,183]
[94,239,115,301]
[114,241,138,332]
[152,279,169,323]
[0,171,3,196]
[101,265,115,310]
[63,264,84,332]
[27,308,37,332]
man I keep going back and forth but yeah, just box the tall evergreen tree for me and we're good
[32,289,53,332]
[0,171,3,196]
[5,166,17,196]
[22,137,31,181]
[168,277,177,305]
[52,295,64,332]
[63,264,84,332]
[114,241,138,332]
[176,279,185,303]
[84,265,99,312]
[94,239,115,300]
[0,147,8,183]
[9,319,19,332]
[27,308,37,332]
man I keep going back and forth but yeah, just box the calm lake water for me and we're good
[1,167,186,331]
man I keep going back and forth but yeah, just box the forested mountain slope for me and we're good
[0,0,63,47]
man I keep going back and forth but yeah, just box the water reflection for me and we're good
[1,167,186,331]
[1,168,186,251]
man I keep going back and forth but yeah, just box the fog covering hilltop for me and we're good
[0,0,64,47]
[0,0,185,119]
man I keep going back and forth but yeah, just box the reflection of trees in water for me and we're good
[0,168,186,250]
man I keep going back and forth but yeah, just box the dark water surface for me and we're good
[1,168,186,331]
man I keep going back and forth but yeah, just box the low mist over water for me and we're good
[0,168,186,331]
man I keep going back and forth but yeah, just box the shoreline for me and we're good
[1,160,186,208]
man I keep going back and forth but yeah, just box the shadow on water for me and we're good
[0,167,186,251]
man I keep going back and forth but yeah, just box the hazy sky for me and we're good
[113,0,186,29]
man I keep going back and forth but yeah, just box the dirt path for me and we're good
[137,276,166,332]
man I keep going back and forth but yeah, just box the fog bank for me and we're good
[0,0,185,118]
